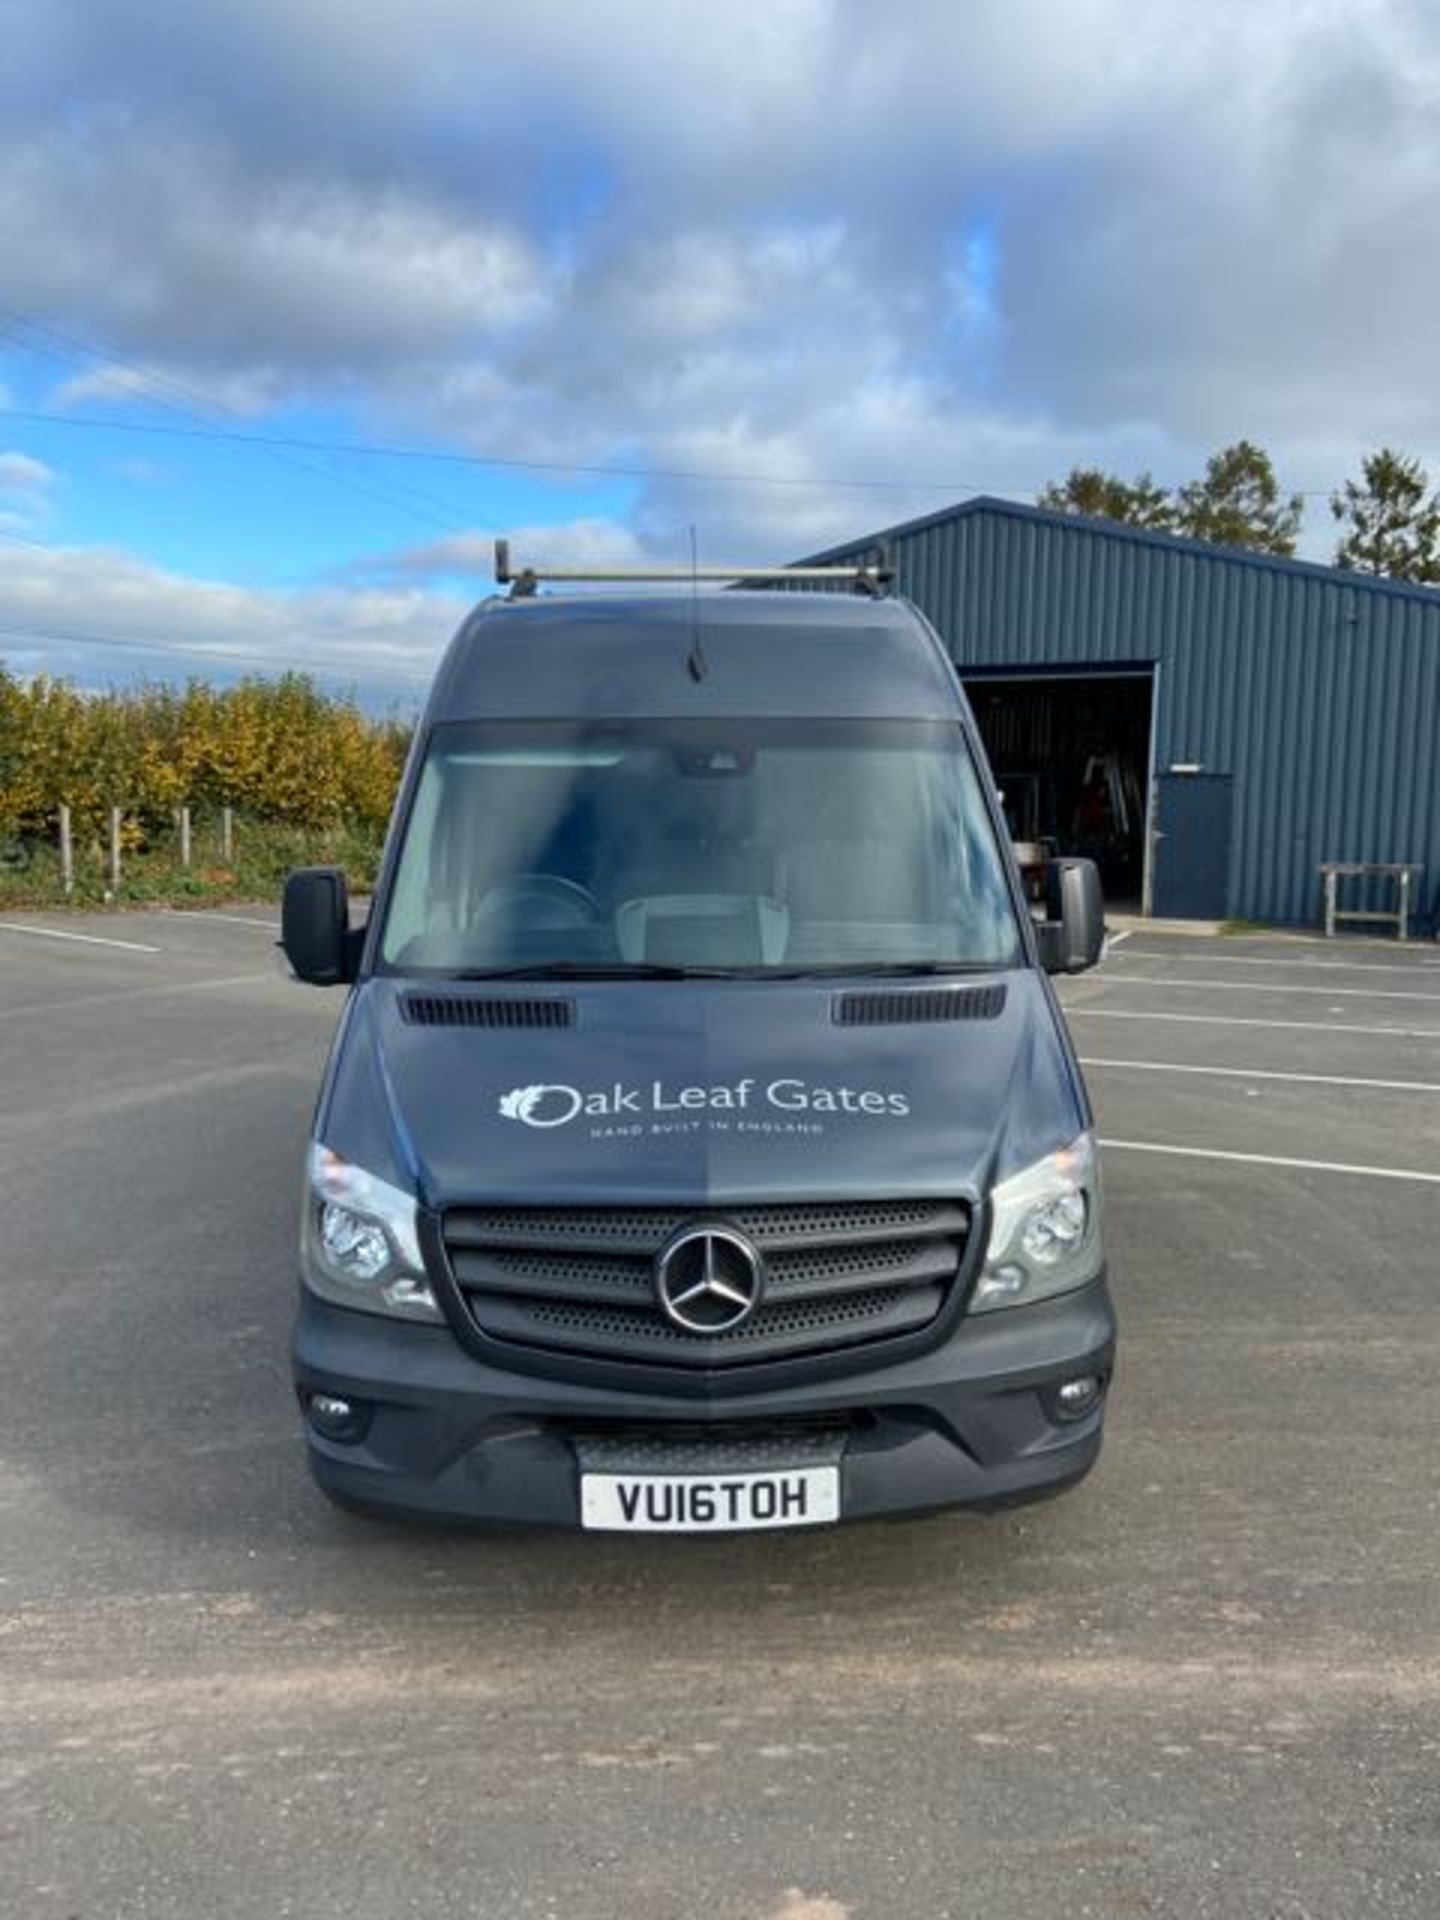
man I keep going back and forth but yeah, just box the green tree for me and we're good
[1037,467,1175,530]
[0,663,23,839]
[1172,440,1302,555]
[1330,447,1440,582]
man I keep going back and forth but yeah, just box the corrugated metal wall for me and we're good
[815,502,1440,926]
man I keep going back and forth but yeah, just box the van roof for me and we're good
[426,589,961,723]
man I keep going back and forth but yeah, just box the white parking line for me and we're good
[1104,929,1132,951]
[1065,1008,1440,1041]
[0,971,289,1021]
[0,922,161,955]
[1081,1056,1440,1094]
[154,909,280,931]
[1100,974,1440,1003]
[1125,931,1433,954]
[1102,1138,1440,1187]
[1114,950,1440,976]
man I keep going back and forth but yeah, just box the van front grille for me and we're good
[439,1198,970,1369]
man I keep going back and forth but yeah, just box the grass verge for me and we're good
[0,819,386,912]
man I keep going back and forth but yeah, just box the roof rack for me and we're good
[494,539,892,599]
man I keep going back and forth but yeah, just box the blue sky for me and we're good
[3,375,637,589]
[3,0,1439,702]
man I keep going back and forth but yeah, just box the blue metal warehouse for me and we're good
[807,497,1440,928]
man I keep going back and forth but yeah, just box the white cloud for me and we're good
[0,138,550,387]
[0,447,57,534]
[0,450,53,492]
[0,540,462,700]
[47,361,281,417]
[1,0,1437,573]
[373,518,646,582]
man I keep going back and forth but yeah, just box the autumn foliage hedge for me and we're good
[0,666,412,845]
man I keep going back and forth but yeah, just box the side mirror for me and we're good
[1036,857,1105,975]
[282,866,355,986]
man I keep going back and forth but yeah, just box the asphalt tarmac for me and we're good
[2,910,1438,1918]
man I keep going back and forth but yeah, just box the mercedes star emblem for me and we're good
[654,1224,765,1334]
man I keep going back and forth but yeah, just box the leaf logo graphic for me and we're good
[497,1084,582,1128]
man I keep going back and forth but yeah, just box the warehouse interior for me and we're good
[964,669,1154,907]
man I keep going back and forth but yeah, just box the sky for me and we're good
[2,0,1440,706]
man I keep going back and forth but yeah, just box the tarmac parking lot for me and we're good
[2,909,1439,1919]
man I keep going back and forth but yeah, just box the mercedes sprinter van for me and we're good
[282,573,1114,1532]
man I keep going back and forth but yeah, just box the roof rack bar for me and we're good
[494,539,891,597]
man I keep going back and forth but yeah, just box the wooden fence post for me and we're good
[108,808,122,892]
[59,804,73,896]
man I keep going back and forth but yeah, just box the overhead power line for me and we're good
[0,302,1348,522]
[0,404,1021,496]
[0,528,439,681]
[0,308,1016,497]
[0,400,1354,502]
[0,309,473,532]
[0,306,1008,498]
[0,307,1349,503]
[0,619,434,681]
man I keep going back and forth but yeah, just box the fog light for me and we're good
[304,1391,368,1443]
[1053,1374,1103,1422]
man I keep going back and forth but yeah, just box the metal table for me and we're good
[1318,862,1424,940]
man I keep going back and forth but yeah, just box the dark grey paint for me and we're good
[298,583,1109,1519]
[318,973,1086,1211]
[327,586,1087,1213]
[427,589,964,722]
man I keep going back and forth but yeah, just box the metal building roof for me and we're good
[810,493,1440,611]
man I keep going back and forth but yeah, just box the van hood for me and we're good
[318,975,1086,1209]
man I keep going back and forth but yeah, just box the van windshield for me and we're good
[379,718,1022,976]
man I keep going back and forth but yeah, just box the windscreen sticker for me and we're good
[498,1077,910,1141]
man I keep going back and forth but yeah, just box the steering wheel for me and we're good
[476,873,603,928]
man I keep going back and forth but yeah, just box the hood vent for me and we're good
[400,993,575,1030]
[833,984,1007,1027]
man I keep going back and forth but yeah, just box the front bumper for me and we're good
[292,1272,1116,1528]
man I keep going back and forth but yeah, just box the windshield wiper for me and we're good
[445,961,738,981]
[756,960,1006,979]
[438,959,1008,982]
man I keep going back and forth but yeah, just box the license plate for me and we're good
[580,1466,839,1533]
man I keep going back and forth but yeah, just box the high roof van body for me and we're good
[283,585,1115,1532]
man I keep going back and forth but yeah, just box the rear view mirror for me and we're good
[1037,858,1105,975]
[282,866,354,986]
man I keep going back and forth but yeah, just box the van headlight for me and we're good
[971,1133,1103,1312]
[301,1143,442,1322]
